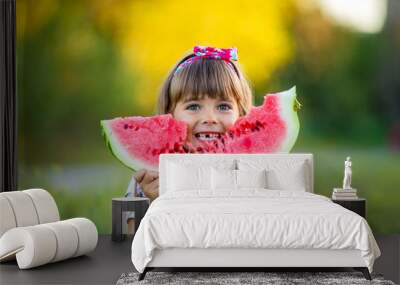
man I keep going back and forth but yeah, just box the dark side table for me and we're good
[112,197,149,242]
[332,198,366,218]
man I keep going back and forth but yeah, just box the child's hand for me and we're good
[134,169,159,202]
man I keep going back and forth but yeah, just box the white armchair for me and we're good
[0,189,98,269]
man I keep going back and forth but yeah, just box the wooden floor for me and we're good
[0,235,398,285]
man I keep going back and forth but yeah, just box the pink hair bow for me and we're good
[175,46,238,74]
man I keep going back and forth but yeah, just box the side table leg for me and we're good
[112,200,123,242]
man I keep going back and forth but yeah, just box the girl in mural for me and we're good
[125,46,253,203]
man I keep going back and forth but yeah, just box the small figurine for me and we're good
[342,156,352,190]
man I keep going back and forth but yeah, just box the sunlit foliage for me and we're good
[18,0,295,112]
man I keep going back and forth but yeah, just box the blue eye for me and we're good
[186,104,200,111]
[218,104,232,111]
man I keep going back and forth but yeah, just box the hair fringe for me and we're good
[157,56,253,116]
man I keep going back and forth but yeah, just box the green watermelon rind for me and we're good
[273,86,300,152]
[101,86,300,170]
[101,120,156,172]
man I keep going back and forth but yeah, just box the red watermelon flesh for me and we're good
[101,86,300,171]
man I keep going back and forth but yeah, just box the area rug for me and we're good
[116,271,395,285]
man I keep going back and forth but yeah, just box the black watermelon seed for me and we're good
[174,143,180,151]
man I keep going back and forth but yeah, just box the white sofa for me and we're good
[132,153,380,281]
[0,189,98,269]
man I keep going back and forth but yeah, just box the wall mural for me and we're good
[17,0,400,234]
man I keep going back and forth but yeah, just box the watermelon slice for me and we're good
[101,86,301,171]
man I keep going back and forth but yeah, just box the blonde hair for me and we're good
[157,53,253,116]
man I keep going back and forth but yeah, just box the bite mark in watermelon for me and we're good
[101,86,300,171]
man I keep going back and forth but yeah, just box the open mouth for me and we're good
[194,132,222,141]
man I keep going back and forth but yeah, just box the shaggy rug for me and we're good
[116,271,396,285]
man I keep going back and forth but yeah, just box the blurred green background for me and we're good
[17,0,400,234]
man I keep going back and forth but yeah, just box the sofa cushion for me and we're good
[0,189,60,238]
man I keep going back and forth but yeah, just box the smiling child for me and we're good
[127,46,253,201]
